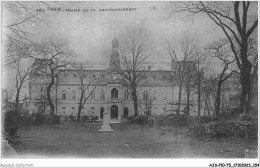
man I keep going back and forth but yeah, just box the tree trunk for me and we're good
[133,98,138,117]
[197,77,201,116]
[77,92,84,121]
[204,97,207,115]
[186,86,190,115]
[132,87,138,116]
[215,81,222,117]
[177,85,182,115]
[15,88,21,112]
[239,38,252,114]
[47,76,55,116]
[77,106,82,121]
[240,60,252,114]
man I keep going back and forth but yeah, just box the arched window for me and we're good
[143,91,148,100]
[100,107,104,119]
[111,88,118,99]
[124,107,129,118]
[101,90,105,100]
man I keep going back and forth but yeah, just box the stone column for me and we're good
[98,105,114,132]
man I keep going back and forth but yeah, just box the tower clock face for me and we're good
[113,75,117,80]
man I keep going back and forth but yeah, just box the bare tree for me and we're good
[193,49,210,116]
[163,33,198,115]
[31,38,75,116]
[173,1,258,114]
[113,26,154,116]
[138,90,153,118]
[202,75,217,115]
[2,2,70,47]
[206,39,237,116]
[4,41,35,111]
[70,63,102,121]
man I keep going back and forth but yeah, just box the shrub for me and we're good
[203,119,234,137]
[127,115,148,125]
[154,115,165,127]
[53,115,61,124]
[219,111,237,120]
[127,116,134,124]
[17,111,33,126]
[44,115,54,125]
[68,114,76,121]
[232,114,258,139]
[44,114,61,125]
[147,118,154,127]
[134,115,148,125]
[3,110,19,139]
[31,113,46,125]
[188,116,220,137]
[188,114,258,139]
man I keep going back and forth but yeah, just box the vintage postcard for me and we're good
[1,1,258,167]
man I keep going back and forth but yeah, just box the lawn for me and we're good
[7,122,258,158]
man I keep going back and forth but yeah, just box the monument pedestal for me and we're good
[98,108,114,132]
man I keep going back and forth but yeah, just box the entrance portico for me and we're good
[107,102,122,123]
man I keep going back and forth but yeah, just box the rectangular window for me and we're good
[143,93,147,100]
[91,93,95,99]
[62,107,65,109]
[62,93,66,99]
[72,95,76,100]
[101,92,105,100]
[72,107,75,110]
[124,91,129,100]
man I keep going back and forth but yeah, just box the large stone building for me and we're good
[28,37,200,122]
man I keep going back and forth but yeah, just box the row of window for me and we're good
[60,92,167,101]
[60,88,121,100]
[40,89,167,101]
[62,73,169,80]
[60,106,169,114]
[63,73,106,79]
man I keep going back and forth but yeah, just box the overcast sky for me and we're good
[2,1,231,89]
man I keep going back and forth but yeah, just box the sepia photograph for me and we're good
[1,1,258,167]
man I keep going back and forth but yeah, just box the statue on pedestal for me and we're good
[98,105,114,132]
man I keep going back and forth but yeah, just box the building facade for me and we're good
[28,37,201,122]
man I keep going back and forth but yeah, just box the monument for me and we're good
[98,106,114,132]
